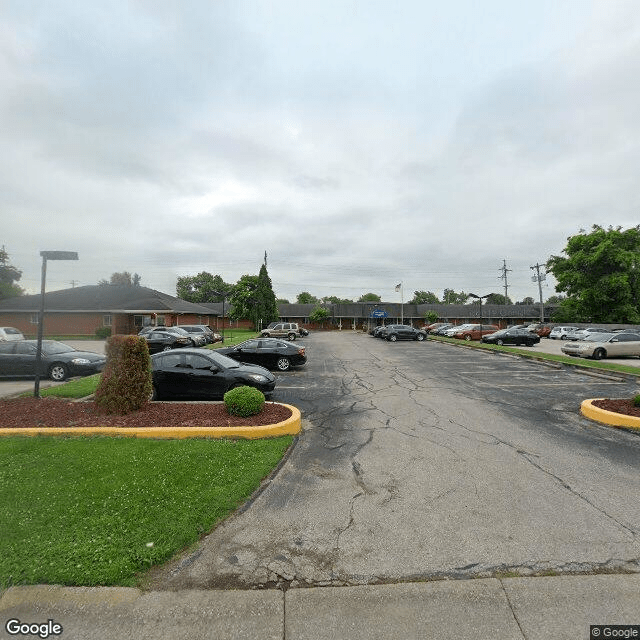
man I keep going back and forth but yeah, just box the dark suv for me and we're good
[384,325,427,342]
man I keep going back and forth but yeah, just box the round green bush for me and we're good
[633,393,640,408]
[224,386,265,417]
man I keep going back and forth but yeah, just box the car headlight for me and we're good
[246,374,269,383]
[71,358,91,365]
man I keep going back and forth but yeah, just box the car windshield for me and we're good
[206,350,241,369]
[40,341,74,355]
[583,333,614,342]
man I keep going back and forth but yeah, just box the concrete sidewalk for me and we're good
[2,574,639,639]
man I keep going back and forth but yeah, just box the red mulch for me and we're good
[0,397,292,429]
[592,398,640,418]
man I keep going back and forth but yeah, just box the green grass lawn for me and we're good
[0,434,293,588]
[208,329,260,348]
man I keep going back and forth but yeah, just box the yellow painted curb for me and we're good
[580,399,640,431]
[0,403,301,440]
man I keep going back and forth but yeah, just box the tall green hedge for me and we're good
[94,335,152,414]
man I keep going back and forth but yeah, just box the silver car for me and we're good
[549,326,579,340]
[561,332,640,360]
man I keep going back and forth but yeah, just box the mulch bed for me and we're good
[591,398,640,418]
[0,397,292,429]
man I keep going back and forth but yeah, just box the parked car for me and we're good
[0,340,106,381]
[260,322,301,340]
[143,329,192,354]
[560,332,640,360]
[481,328,540,347]
[150,348,276,399]
[218,338,306,371]
[139,326,204,347]
[549,326,579,340]
[526,323,552,338]
[0,327,24,341]
[376,325,391,339]
[424,322,452,334]
[451,324,499,341]
[564,327,609,341]
[384,324,427,342]
[442,324,475,337]
[178,324,221,344]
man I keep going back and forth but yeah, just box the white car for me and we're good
[549,326,579,340]
[0,326,24,341]
[561,332,640,360]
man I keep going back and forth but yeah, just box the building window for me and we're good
[103,314,112,327]
[30,313,38,324]
[156,315,166,326]
[134,315,153,328]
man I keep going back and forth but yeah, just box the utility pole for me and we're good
[530,263,546,323]
[499,259,512,301]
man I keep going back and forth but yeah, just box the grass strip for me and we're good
[36,374,101,398]
[0,434,293,587]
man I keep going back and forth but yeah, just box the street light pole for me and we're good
[34,251,79,398]
[212,291,227,343]
[468,293,490,325]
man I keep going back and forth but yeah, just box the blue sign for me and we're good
[371,309,388,318]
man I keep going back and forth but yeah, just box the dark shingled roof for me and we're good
[0,285,215,315]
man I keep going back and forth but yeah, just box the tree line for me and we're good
[2,224,638,324]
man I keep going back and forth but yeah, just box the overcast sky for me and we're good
[2,1,640,303]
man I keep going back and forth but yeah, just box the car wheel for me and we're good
[149,385,158,401]
[276,357,291,371]
[388,334,397,342]
[592,348,606,360]
[464,335,472,341]
[287,333,296,341]
[415,333,425,341]
[560,335,567,340]
[526,340,535,347]
[162,345,173,351]
[189,339,197,347]
[497,339,504,346]
[49,363,69,381]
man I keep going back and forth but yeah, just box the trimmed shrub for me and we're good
[633,393,640,408]
[94,335,152,415]
[224,386,265,417]
[95,327,112,339]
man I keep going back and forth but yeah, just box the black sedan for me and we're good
[143,330,192,354]
[218,338,307,371]
[0,340,106,381]
[481,328,540,347]
[150,348,276,400]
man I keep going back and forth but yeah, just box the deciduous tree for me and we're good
[547,224,640,323]
[358,292,381,302]
[0,247,23,299]
[409,291,439,304]
[176,272,231,303]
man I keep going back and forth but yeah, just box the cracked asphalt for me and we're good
[150,332,640,591]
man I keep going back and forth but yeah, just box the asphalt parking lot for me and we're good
[151,331,640,590]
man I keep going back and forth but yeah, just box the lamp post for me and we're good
[212,291,227,343]
[34,251,79,398]
[467,293,490,325]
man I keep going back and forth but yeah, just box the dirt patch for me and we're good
[0,397,292,429]
[592,398,640,418]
